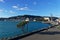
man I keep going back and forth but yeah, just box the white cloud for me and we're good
[12,5,18,9]
[18,7,28,10]
[12,5,29,11]
[12,5,36,11]
[0,0,4,2]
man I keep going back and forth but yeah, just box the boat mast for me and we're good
[51,13,53,22]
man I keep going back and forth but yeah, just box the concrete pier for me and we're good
[20,27,60,40]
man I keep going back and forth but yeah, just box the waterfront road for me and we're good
[19,27,60,40]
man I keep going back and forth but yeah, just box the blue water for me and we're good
[0,21,51,38]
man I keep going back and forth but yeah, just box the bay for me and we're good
[0,21,51,38]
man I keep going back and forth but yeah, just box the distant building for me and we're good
[44,17,50,21]
[56,19,60,23]
[25,18,29,21]
[33,19,36,21]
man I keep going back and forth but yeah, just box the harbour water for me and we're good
[0,21,51,39]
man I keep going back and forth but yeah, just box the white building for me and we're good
[33,19,36,21]
[44,17,50,21]
[56,19,60,22]
[25,18,29,21]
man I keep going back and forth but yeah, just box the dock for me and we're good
[19,27,60,40]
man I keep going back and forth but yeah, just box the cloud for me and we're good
[18,7,28,11]
[12,5,18,9]
[12,5,36,11]
[0,0,4,2]
[18,7,37,11]
[12,5,29,11]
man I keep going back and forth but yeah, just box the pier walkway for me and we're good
[20,27,60,40]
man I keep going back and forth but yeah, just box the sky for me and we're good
[0,0,59,18]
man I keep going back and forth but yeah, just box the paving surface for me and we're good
[18,27,60,40]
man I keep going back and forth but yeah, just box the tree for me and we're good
[17,21,29,33]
